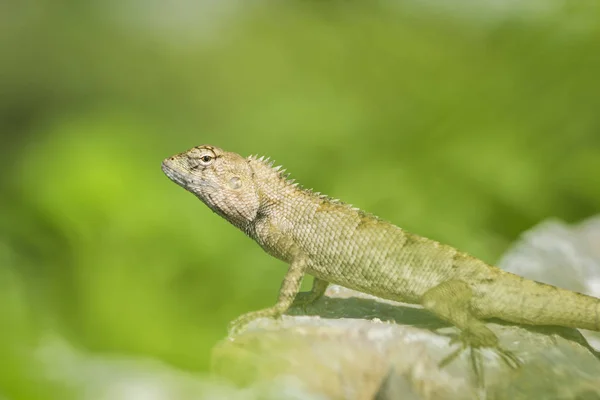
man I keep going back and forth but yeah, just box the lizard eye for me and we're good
[198,154,214,166]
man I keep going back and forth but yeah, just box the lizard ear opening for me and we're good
[228,176,242,190]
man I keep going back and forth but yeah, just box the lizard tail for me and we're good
[541,285,600,331]
[489,276,600,331]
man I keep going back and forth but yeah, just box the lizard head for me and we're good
[161,145,260,228]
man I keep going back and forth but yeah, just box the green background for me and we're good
[1,1,599,398]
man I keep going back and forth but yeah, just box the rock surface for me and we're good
[212,216,600,399]
[30,217,600,400]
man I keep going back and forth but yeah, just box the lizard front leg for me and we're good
[421,280,521,388]
[228,257,307,335]
[292,277,329,311]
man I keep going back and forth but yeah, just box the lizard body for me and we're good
[162,145,600,380]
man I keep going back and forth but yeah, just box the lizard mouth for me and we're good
[161,160,190,188]
[162,158,220,196]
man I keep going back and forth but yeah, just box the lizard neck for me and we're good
[248,157,312,219]
[245,158,318,261]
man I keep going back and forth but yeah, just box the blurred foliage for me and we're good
[1,0,599,398]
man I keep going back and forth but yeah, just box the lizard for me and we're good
[161,144,600,386]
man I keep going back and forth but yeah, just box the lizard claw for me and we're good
[227,318,247,337]
[439,341,486,389]
[227,312,261,336]
[439,331,521,390]
[495,346,522,369]
[438,344,464,369]
[228,307,286,337]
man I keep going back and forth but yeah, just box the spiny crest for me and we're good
[248,154,276,167]
[248,154,295,184]
[248,153,359,210]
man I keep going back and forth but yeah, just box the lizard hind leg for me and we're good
[421,280,521,388]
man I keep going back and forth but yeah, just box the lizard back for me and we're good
[247,157,491,304]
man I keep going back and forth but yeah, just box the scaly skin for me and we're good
[162,144,600,385]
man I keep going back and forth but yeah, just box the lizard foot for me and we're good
[422,280,521,389]
[439,330,521,389]
[227,307,285,337]
[227,317,249,337]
